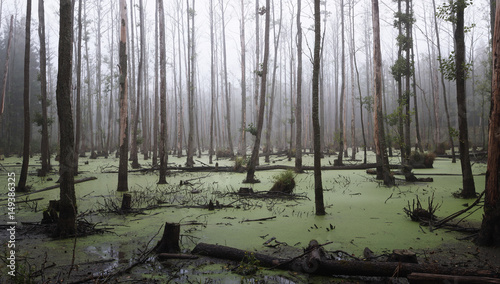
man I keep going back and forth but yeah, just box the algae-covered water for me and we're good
[0,150,486,282]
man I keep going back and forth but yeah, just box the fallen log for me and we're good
[157,253,199,260]
[5,177,98,199]
[191,243,498,278]
[407,272,500,284]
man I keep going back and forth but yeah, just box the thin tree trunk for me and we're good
[95,0,103,155]
[336,0,345,166]
[38,0,50,176]
[84,2,95,159]
[295,0,303,172]
[220,0,234,157]
[186,0,196,167]
[56,0,77,236]
[349,0,356,161]
[106,1,115,156]
[353,40,367,164]
[157,0,168,184]
[312,0,325,215]
[117,0,129,192]
[18,0,32,192]
[209,0,215,164]
[152,2,159,167]
[238,0,246,158]
[455,1,476,198]
[244,0,270,183]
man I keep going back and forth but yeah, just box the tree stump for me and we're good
[42,200,59,224]
[156,222,181,253]
[121,193,132,211]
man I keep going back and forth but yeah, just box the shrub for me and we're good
[268,170,296,194]
[409,151,435,168]
[234,156,247,172]
[423,152,436,168]
[434,141,449,155]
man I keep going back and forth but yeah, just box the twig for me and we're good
[433,190,485,230]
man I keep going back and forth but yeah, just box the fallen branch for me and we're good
[241,216,276,223]
[157,253,199,260]
[433,190,485,230]
[407,272,500,284]
[1,177,97,200]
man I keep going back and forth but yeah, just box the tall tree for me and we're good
[372,0,394,186]
[157,0,168,184]
[312,0,325,215]
[56,0,77,236]
[265,0,282,163]
[38,0,50,176]
[186,0,196,167]
[75,0,83,171]
[129,0,139,167]
[336,0,345,166]
[244,0,270,183]
[455,0,476,198]
[17,0,32,192]
[238,0,247,158]
[152,0,159,167]
[209,0,215,164]
[117,0,129,192]
[220,0,234,157]
[477,0,500,246]
[295,0,303,172]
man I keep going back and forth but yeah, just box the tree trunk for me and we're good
[477,0,500,246]
[38,0,50,177]
[238,0,246,158]
[117,0,129,192]
[372,0,394,187]
[152,2,159,167]
[455,1,476,198]
[265,0,282,163]
[349,0,356,161]
[337,0,345,166]
[220,0,234,158]
[209,0,215,164]
[56,0,77,236]
[312,0,325,216]
[84,2,95,160]
[295,0,303,172]
[244,0,270,183]
[95,0,103,156]
[75,0,83,169]
[186,0,196,167]
[158,0,168,184]
[18,0,32,192]
[106,1,115,157]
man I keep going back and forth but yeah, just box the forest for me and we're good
[0,0,500,283]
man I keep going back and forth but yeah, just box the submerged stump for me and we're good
[156,222,181,253]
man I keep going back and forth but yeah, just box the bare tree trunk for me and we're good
[186,0,196,167]
[18,0,32,192]
[220,0,234,157]
[38,0,50,176]
[455,1,476,198]
[238,0,246,158]
[254,0,260,124]
[353,38,367,164]
[106,1,115,156]
[244,0,270,183]
[209,0,215,164]
[152,2,158,167]
[295,0,303,172]
[95,0,103,156]
[176,0,184,158]
[117,0,129,192]
[477,1,500,246]
[265,0,282,163]
[349,0,356,161]
[336,0,345,166]
[312,0,325,215]
[372,0,394,187]
[84,2,95,159]
[157,0,168,184]
[56,0,77,236]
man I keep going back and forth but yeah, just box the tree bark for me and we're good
[209,0,215,164]
[0,15,13,125]
[244,0,271,183]
[238,0,247,158]
[295,0,303,172]
[56,0,77,236]
[157,0,168,184]
[337,0,345,166]
[186,0,196,167]
[18,0,32,192]
[220,0,234,158]
[372,0,394,186]
[477,1,500,246]
[312,0,325,215]
[75,0,82,170]
[455,0,476,198]
[38,0,50,177]
[117,0,129,192]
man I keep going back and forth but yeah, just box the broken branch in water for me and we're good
[241,216,276,223]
